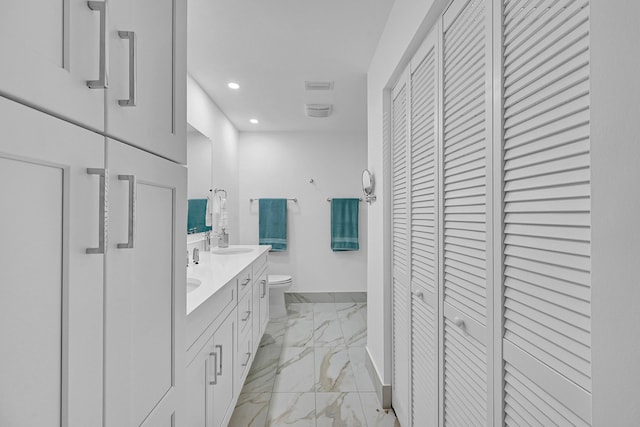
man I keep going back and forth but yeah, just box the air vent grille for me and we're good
[305,81,334,90]
[305,104,333,118]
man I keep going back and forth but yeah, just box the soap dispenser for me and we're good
[218,228,229,248]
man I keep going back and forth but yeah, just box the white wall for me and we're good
[591,2,640,423]
[187,74,240,242]
[366,0,447,386]
[238,131,367,293]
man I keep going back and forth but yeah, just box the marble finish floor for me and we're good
[229,302,400,427]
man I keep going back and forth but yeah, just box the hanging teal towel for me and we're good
[187,199,212,234]
[259,199,287,252]
[331,198,360,251]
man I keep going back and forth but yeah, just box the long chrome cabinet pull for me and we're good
[241,352,252,367]
[215,345,223,375]
[261,279,267,298]
[86,168,107,254]
[241,311,251,322]
[208,351,218,385]
[117,31,136,106]
[87,1,108,89]
[117,175,136,248]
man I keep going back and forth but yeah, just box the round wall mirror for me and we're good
[362,169,375,196]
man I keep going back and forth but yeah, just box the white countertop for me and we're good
[186,245,271,315]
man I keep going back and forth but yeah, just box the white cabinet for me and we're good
[107,0,187,163]
[186,311,235,427]
[0,96,105,426]
[0,0,187,163]
[0,0,105,130]
[105,140,186,427]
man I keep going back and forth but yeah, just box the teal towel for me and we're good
[187,199,212,234]
[259,199,287,252]
[331,198,360,251]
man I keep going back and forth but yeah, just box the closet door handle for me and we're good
[208,351,218,385]
[86,168,107,254]
[87,1,108,89]
[215,344,223,376]
[117,31,136,106]
[117,175,136,248]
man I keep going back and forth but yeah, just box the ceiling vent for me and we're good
[305,81,334,91]
[305,104,333,118]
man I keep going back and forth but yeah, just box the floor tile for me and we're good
[286,303,315,320]
[282,318,314,347]
[313,303,338,313]
[273,347,315,392]
[359,392,401,427]
[228,392,271,427]
[347,347,376,392]
[340,314,367,347]
[315,392,367,427]
[267,392,316,427]
[314,316,345,347]
[315,346,358,392]
[243,343,281,393]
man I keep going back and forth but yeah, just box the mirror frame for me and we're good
[362,169,375,196]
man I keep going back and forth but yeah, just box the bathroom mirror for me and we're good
[187,123,213,234]
[362,169,375,196]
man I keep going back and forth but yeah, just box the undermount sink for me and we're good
[211,247,254,255]
[187,277,202,293]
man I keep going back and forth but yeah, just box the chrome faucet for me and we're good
[204,231,211,251]
[192,248,200,264]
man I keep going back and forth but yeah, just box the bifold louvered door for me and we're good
[441,0,493,425]
[409,29,439,427]
[501,0,592,425]
[391,75,411,427]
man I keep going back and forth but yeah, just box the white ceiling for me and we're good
[187,0,395,132]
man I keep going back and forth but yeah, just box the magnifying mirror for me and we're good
[362,169,375,196]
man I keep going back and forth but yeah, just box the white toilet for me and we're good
[268,274,293,319]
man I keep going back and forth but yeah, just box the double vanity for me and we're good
[185,245,271,427]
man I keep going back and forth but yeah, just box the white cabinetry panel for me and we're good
[0,96,104,427]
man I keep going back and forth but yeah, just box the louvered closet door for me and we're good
[501,0,592,425]
[441,0,492,425]
[391,76,411,427]
[409,29,439,427]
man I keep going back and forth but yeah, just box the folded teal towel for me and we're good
[187,199,212,234]
[259,199,287,252]
[331,198,359,251]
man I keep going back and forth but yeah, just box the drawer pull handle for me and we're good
[414,291,424,301]
[86,168,107,254]
[87,1,108,89]
[453,316,465,330]
[117,31,137,107]
[215,344,223,376]
[117,174,136,248]
[208,351,218,385]
[242,311,251,322]
[240,277,250,287]
[241,352,252,367]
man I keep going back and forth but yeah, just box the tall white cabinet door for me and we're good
[107,0,187,163]
[0,97,104,427]
[409,28,439,427]
[441,0,493,425]
[105,139,187,427]
[185,338,214,427]
[212,312,235,427]
[501,0,592,424]
[391,73,411,427]
[0,0,105,130]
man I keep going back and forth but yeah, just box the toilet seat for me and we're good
[268,274,292,286]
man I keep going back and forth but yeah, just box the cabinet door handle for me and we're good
[215,344,223,376]
[241,311,251,322]
[86,168,107,254]
[117,31,136,107]
[208,351,218,385]
[260,279,267,298]
[241,352,252,367]
[87,1,108,89]
[240,277,250,287]
[117,175,136,248]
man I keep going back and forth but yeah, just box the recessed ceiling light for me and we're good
[227,82,240,89]
[249,119,259,124]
